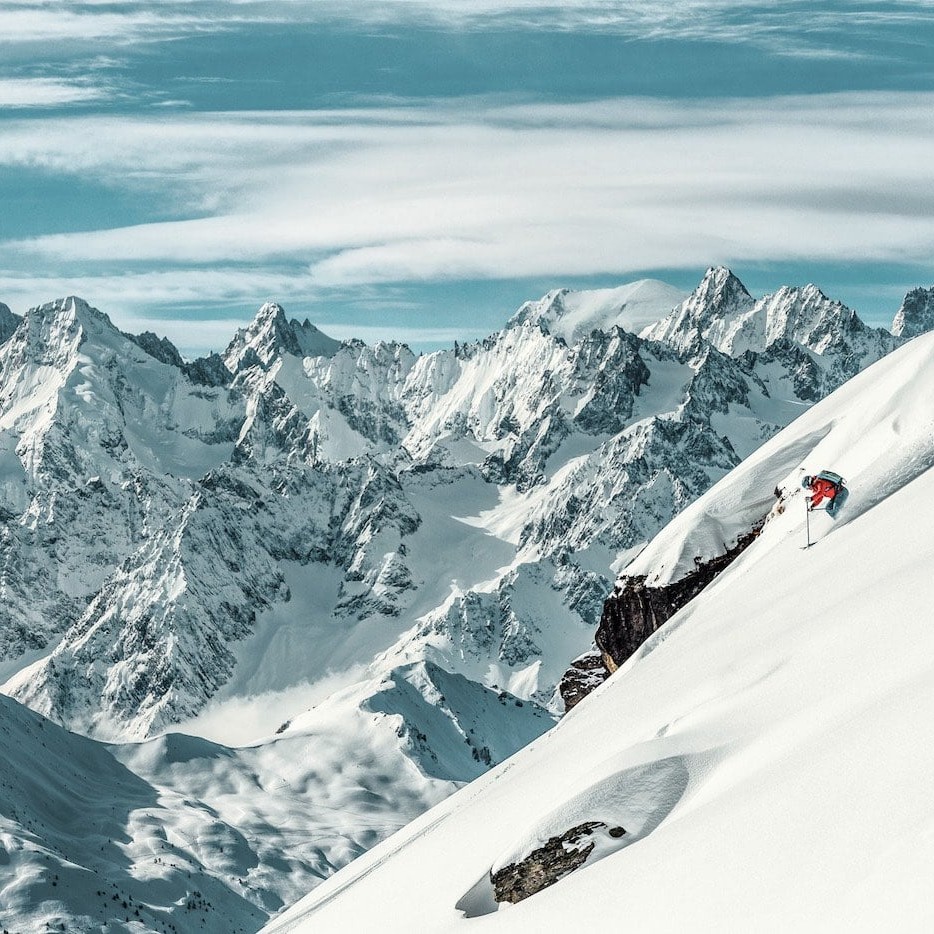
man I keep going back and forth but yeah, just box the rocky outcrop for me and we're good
[596,522,765,674]
[741,337,823,402]
[490,821,625,903]
[184,351,232,387]
[892,287,934,340]
[558,650,609,712]
[127,330,231,386]
[0,301,22,345]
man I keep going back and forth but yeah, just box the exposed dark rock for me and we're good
[0,302,23,345]
[596,520,765,674]
[127,332,232,386]
[558,650,609,712]
[741,337,823,402]
[185,352,232,387]
[571,328,651,434]
[491,821,623,903]
[892,286,934,340]
[127,330,185,368]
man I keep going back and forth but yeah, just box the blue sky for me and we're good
[1,1,933,355]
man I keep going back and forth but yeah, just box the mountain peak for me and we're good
[640,267,755,353]
[892,286,934,340]
[508,280,685,344]
[223,301,340,372]
[31,295,108,325]
[289,316,342,359]
[5,296,122,367]
[695,265,754,307]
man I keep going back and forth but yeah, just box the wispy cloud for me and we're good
[0,78,108,108]
[0,7,202,44]
[2,1,932,57]
[4,93,934,293]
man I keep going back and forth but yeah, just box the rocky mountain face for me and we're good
[644,266,901,397]
[0,270,927,931]
[0,297,240,673]
[223,301,342,372]
[0,302,21,345]
[641,266,756,353]
[892,286,934,339]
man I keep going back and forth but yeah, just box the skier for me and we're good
[802,470,846,516]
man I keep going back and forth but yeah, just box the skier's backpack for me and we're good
[801,469,846,490]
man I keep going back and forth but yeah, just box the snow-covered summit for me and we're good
[509,279,686,344]
[641,266,754,352]
[891,285,934,339]
[224,301,341,371]
[6,296,116,364]
[642,269,900,397]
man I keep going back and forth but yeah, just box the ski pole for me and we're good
[805,497,810,548]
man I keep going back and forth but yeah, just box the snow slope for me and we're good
[265,329,934,933]
[0,679,462,934]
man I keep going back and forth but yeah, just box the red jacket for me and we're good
[810,477,838,507]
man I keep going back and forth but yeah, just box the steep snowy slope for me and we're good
[266,329,934,933]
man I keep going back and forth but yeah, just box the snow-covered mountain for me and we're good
[508,279,687,345]
[223,301,342,372]
[265,317,934,934]
[0,269,929,931]
[0,297,241,675]
[643,266,900,398]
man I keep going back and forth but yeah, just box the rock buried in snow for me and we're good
[490,821,625,903]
